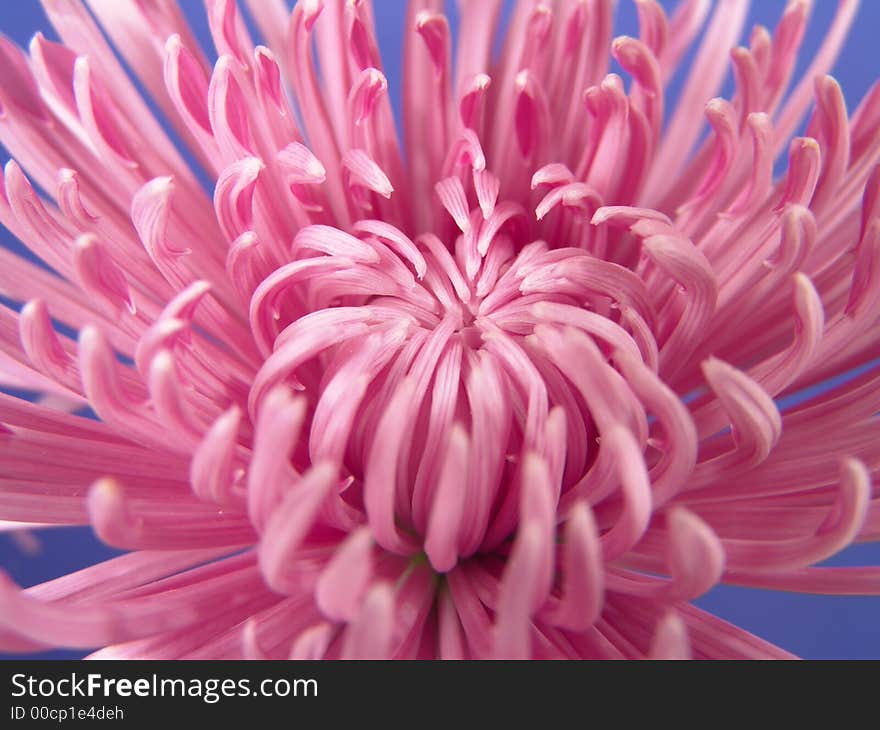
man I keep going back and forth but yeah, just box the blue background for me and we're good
[0,0,878,659]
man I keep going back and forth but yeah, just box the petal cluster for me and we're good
[0,0,877,659]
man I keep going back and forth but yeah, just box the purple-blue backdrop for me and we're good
[0,0,878,659]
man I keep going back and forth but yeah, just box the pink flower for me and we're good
[0,0,877,660]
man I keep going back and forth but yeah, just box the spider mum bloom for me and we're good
[0,0,877,660]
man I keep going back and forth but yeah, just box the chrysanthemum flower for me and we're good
[0,0,877,660]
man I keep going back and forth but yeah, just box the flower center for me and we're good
[244,184,661,578]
